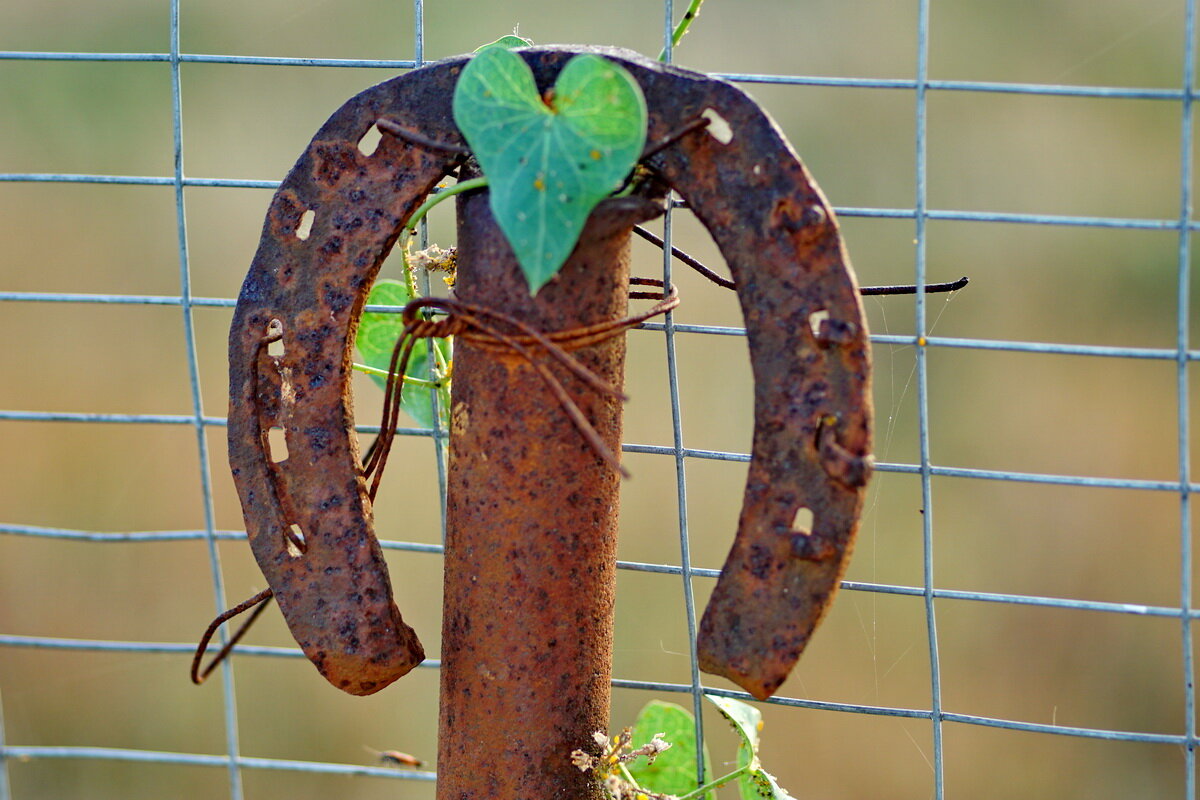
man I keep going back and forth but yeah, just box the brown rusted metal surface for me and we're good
[622,53,875,701]
[227,66,468,695]
[227,45,869,711]
[437,189,662,800]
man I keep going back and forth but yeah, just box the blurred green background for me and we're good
[1,0,1198,797]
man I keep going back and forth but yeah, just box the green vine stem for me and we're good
[658,0,707,61]
[675,766,746,800]
[350,361,443,389]
[614,749,746,800]
[407,176,489,236]
[400,176,486,300]
[613,764,747,800]
[370,176,484,424]
[402,239,421,312]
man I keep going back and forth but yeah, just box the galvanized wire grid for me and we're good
[1,0,1198,798]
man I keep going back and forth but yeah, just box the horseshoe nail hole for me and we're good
[357,125,382,156]
[295,209,315,240]
[701,108,734,145]
[791,506,814,536]
[266,319,285,357]
[267,426,289,463]
[284,524,306,558]
[808,309,830,339]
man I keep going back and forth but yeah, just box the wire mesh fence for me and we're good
[0,0,1196,798]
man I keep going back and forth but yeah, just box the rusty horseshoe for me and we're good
[221,45,871,700]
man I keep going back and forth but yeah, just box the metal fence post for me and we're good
[437,190,662,799]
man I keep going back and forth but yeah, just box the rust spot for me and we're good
[322,283,352,314]
[269,191,307,240]
[319,236,344,256]
[311,142,365,188]
[813,314,859,347]
[770,195,832,247]
[791,532,838,562]
[818,417,873,489]
[747,544,775,579]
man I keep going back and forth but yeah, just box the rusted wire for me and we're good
[375,117,471,154]
[860,275,969,295]
[246,327,309,558]
[633,225,735,288]
[457,278,678,353]
[640,115,711,160]
[632,224,969,296]
[364,280,680,493]
[360,327,425,485]
[191,328,304,684]
[190,588,273,685]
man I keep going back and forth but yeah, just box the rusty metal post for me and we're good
[437,189,662,800]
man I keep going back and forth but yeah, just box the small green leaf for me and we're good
[705,695,796,800]
[452,46,647,292]
[627,701,715,800]
[355,279,450,429]
[739,768,797,800]
[706,695,762,755]
[474,34,533,51]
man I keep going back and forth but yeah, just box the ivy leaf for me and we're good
[452,46,647,293]
[627,701,715,800]
[355,279,450,430]
[705,695,797,800]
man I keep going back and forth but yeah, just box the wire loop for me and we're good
[364,279,679,493]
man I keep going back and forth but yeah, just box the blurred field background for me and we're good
[1,0,1198,797]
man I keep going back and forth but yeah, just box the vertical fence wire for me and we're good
[659,0,710,788]
[1177,2,1198,798]
[169,1,246,796]
[408,0,450,542]
[912,0,945,796]
[2,2,1200,799]
[0,688,9,799]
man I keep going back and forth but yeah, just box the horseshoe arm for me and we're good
[227,62,465,695]
[629,60,874,700]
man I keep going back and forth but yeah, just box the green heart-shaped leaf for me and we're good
[356,279,450,430]
[453,46,647,292]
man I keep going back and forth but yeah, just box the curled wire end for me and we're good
[859,275,969,296]
[191,588,274,685]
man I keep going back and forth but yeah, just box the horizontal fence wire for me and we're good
[2,47,1198,100]
[0,521,1195,618]
[0,408,1196,493]
[0,0,1195,798]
